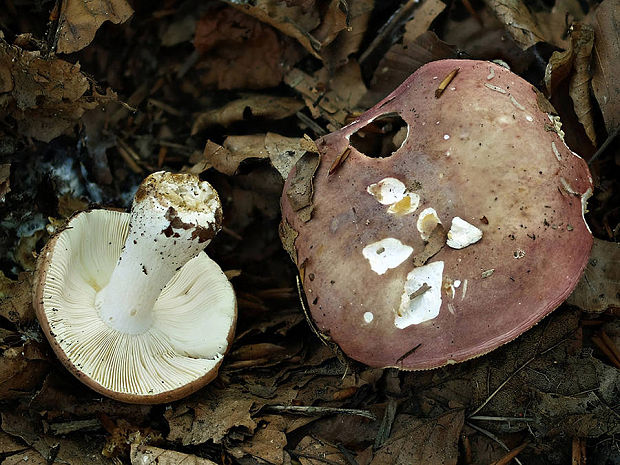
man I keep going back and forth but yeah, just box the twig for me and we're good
[466,422,524,465]
[469,332,575,418]
[588,125,618,165]
[468,415,534,422]
[297,111,327,136]
[491,441,529,465]
[263,405,376,420]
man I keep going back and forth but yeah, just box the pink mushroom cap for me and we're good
[281,59,593,370]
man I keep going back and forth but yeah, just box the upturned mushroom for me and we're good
[281,59,593,370]
[34,171,236,403]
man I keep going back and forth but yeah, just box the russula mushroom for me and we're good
[34,171,236,403]
[281,59,593,370]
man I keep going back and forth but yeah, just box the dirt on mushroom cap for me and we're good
[281,59,593,370]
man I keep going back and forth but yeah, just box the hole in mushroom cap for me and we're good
[349,113,408,158]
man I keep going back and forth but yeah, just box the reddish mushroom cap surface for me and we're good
[281,59,593,370]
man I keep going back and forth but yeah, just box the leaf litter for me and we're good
[0,0,618,464]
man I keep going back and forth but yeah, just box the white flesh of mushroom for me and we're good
[395,261,444,328]
[367,177,407,205]
[446,217,483,249]
[362,238,413,275]
[416,207,441,241]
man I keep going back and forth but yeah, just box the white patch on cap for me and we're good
[363,312,374,323]
[510,95,525,111]
[367,178,406,205]
[387,192,420,216]
[547,114,566,142]
[487,67,495,80]
[446,217,483,249]
[484,83,507,94]
[395,261,444,328]
[581,187,593,233]
[551,142,562,161]
[362,238,413,275]
[417,208,441,241]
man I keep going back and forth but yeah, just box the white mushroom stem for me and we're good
[95,172,222,334]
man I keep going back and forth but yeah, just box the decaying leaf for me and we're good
[279,218,299,265]
[0,39,113,142]
[192,95,304,133]
[165,387,258,445]
[403,0,446,44]
[322,0,375,69]
[365,32,456,105]
[589,0,620,134]
[545,24,596,145]
[224,0,348,60]
[534,0,586,49]
[0,340,49,401]
[285,152,320,217]
[568,239,620,313]
[370,410,464,465]
[484,0,545,49]
[0,271,35,324]
[196,133,313,177]
[55,0,134,54]
[231,416,288,465]
[286,60,367,129]
[130,444,218,465]
[295,435,349,465]
[194,8,302,90]
[102,418,162,458]
[0,164,9,203]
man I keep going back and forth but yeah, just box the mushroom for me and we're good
[34,171,236,403]
[281,59,593,370]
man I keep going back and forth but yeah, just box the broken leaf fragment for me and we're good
[55,0,134,54]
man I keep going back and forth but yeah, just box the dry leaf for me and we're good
[165,388,258,445]
[370,410,464,465]
[322,0,375,70]
[285,152,320,215]
[534,0,586,49]
[265,132,312,179]
[0,164,9,203]
[224,0,348,60]
[295,435,348,465]
[192,95,303,133]
[131,444,218,465]
[194,8,301,90]
[0,39,112,142]
[589,0,620,134]
[568,239,620,313]
[0,341,49,401]
[232,416,288,465]
[55,0,134,54]
[403,0,446,43]
[0,272,36,325]
[484,0,545,49]
[569,24,596,146]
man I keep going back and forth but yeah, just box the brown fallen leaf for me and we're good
[0,164,9,203]
[55,0,134,54]
[545,23,597,146]
[2,450,47,465]
[364,31,456,106]
[568,238,620,313]
[224,0,348,60]
[322,0,375,70]
[192,95,304,133]
[194,7,302,90]
[0,340,49,401]
[403,0,446,43]
[0,39,113,142]
[0,272,35,324]
[294,435,349,465]
[131,444,218,465]
[589,0,620,134]
[484,0,545,49]
[534,0,586,49]
[369,410,464,465]
[165,387,258,446]
[230,416,288,465]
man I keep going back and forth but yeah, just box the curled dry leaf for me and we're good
[568,239,620,313]
[545,24,596,146]
[589,0,620,134]
[192,95,304,134]
[484,0,545,49]
[0,340,49,401]
[0,39,113,142]
[131,444,218,465]
[55,0,134,54]
[231,416,288,465]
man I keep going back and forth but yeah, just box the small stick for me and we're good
[435,68,459,98]
[466,422,524,465]
[491,441,529,465]
[264,405,376,420]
